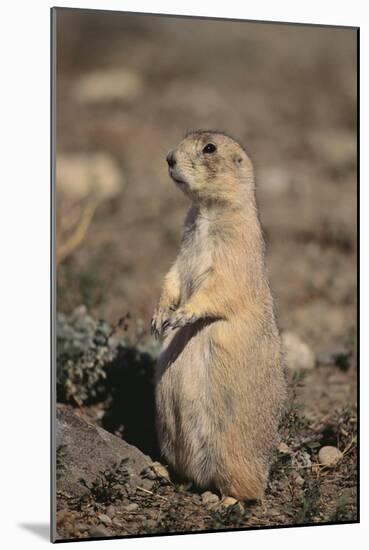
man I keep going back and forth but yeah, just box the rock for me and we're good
[282,332,315,371]
[137,477,154,491]
[124,502,139,513]
[74,522,89,534]
[318,446,343,467]
[141,467,156,480]
[105,505,115,518]
[56,510,74,529]
[150,462,171,481]
[219,496,238,508]
[258,167,291,196]
[112,518,123,528]
[292,450,312,469]
[57,152,123,201]
[145,519,157,529]
[278,442,291,454]
[98,514,112,526]
[317,347,351,370]
[56,404,153,497]
[145,509,159,519]
[309,129,356,169]
[201,491,220,509]
[74,68,143,104]
[89,526,113,538]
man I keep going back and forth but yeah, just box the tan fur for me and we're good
[152,130,287,500]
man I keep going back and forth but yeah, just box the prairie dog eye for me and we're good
[202,143,217,154]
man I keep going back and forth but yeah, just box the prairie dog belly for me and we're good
[178,210,212,304]
[155,321,220,486]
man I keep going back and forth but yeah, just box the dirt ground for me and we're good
[54,9,358,540]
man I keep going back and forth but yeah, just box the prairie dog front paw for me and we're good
[164,308,198,331]
[151,305,177,339]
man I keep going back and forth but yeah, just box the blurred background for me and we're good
[54,10,358,537]
[56,10,356,351]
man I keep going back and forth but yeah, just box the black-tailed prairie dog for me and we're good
[151,130,287,501]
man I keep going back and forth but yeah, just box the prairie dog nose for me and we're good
[166,150,176,168]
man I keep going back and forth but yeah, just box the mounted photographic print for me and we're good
[51,7,358,543]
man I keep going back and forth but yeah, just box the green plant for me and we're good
[56,308,116,405]
[209,503,250,529]
[69,458,130,510]
[330,495,354,522]
[293,477,321,524]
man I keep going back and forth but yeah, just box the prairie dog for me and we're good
[152,130,286,500]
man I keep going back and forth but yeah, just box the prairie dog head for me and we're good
[166,130,254,204]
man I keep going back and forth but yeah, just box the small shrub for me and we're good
[69,458,130,510]
[56,307,117,405]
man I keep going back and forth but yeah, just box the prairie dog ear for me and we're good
[234,155,243,166]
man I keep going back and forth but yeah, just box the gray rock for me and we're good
[55,404,153,497]
[292,449,312,470]
[124,502,139,512]
[105,505,115,518]
[316,346,350,369]
[98,514,112,526]
[141,467,156,480]
[145,519,157,529]
[201,491,220,509]
[282,332,315,371]
[136,515,147,522]
[89,526,113,538]
[150,462,171,481]
[258,167,291,196]
[57,152,123,201]
[73,68,143,105]
[112,518,123,528]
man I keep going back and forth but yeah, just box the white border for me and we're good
[1,1,366,548]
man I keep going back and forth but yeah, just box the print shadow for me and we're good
[102,345,160,459]
[102,318,219,461]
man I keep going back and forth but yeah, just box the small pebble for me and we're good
[141,467,156,480]
[201,491,220,509]
[220,496,238,508]
[151,462,171,481]
[316,346,349,368]
[146,509,158,519]
[89,526,112,538]
[112,517,123,528]
[318,446,343,466]
[278,442,291,454]
[98,513,112,526]
[145,519,157,529]
[56,510,70,524]
[74,522,89,533]
[124,502,139,512]
[282,332,315,371]
[105,505,115,518]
